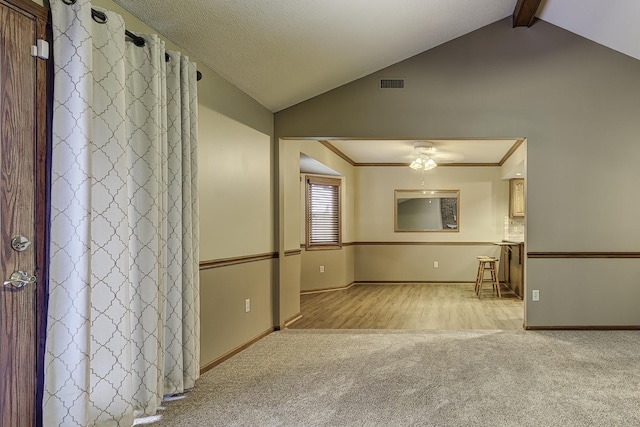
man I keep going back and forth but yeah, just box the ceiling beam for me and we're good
[512,0,543,27]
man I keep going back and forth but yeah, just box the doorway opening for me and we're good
[280,137,526,331]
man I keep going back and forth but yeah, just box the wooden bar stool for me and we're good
[475,256,500,298]
[474,256,493,295]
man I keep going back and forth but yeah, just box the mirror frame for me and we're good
[394,189,460,232]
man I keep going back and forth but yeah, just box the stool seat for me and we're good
[475,257,500,298]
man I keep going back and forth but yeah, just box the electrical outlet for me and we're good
[319,265,325,273]
[245,298,251,312]
[532,290,539,301]
[433,261,439,268]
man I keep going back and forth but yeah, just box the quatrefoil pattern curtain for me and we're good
[45,0,199,425]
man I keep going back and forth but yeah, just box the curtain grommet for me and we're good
[91,9,108,24]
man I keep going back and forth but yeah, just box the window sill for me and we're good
[305,244,343,251]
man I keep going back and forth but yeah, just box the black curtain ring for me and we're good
[61,3,201,81]
[125,30,146,47]
[91,9,108,24]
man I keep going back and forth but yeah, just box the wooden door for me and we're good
[0,0,48,425]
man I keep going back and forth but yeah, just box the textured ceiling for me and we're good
[537,0,640,61]
[112,0,640,113]
[113,0,517,112]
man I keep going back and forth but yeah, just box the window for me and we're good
[306,176,341,249]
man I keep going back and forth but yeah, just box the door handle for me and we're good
[2,271,36,289]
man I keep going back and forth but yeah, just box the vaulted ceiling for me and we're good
[113,0,640,113]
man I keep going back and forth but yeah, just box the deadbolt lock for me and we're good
[10,235,31,252]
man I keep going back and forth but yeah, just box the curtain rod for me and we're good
[80,5,202,81]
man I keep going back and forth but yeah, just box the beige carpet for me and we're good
[150,329,640,426]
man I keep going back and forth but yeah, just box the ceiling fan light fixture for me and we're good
[423,157,437,170]
[409,157,424,170]
[409,142,438,171]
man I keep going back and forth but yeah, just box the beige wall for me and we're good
[279,254,301,322]
[526,259,640,327]
[84,1,277,366]
[352,166,506,283]
[355,244,500,283]
[296,162,505,288]
[356,166,507,242]
[200,261,273,365]
[301,246,355,291]
[275,18,640,327]
[197,107,276,347]
[279,140,355,292]
[198,109,272,261]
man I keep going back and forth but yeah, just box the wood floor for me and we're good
[289,283,524,330]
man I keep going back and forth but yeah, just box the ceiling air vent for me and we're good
[379,78,405,90]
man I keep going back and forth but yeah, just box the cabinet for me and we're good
[508,243,524,299]
[509,178,525,218]
[499,242,524,299]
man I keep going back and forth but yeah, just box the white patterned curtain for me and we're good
[45,0,199,425]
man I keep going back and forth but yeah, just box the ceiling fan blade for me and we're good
[412,141,464,163]
[429,151,464,163]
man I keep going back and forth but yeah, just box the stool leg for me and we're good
[475,262,483,296]
[477,262,486,298]
[489,263,496,295]
[491,264,501,298]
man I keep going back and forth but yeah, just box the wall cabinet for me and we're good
[509,178,525,217]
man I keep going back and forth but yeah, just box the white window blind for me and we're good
[306,176,341,248]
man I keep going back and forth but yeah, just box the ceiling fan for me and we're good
[408,141,464,171]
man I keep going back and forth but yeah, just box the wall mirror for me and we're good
[394,190,460,232]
